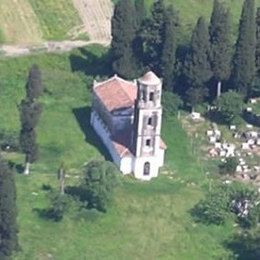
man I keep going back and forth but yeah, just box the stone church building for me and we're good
[90,71,166,180]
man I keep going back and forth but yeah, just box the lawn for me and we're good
[0,47,237,259]
[0,47,241,260]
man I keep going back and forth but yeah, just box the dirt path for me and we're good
[72,0,113,44]
[0,40,109,57]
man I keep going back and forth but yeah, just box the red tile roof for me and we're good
[160,138,167,150]
[94,75,137,112]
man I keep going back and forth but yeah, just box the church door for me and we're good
[143,162,150,176]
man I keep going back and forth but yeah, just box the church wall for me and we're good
[120,156,133,174]
[90,110,121,166]
[133,156,161,181]
[111,114,133,133]
[92,94,114,132]
[90,110,134,176]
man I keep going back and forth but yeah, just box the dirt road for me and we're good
[0,40,109,57]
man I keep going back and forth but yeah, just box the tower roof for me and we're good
[138,71,161,85]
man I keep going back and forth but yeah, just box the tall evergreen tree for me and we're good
[209,0,232,98]
[232,0,256,97]
[135,0,145,29]
[256,8,260,73]
[111,0,139,79]
[0,156,18,259]
[184,17,212,111]
[19,65,43,175]
[255,7,260,94]
[161,5,179,91]
[141,0,166,74]
[26,64,43,100]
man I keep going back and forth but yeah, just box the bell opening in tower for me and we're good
[149,92,154,101]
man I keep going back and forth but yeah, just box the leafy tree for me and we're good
[161,5,179,90]
[26,64,43,100]
[19,65,43,175]
[161,91,183,116]
[0,156,18,259]
[111,0,139,78]
[216,90,244,124]
[209,0,232,98]
[82,160,120,212]
[184,17,212,111]
[141,0,166,74]
[232,0,256,97]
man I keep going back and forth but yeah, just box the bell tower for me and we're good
[133,71,162,160]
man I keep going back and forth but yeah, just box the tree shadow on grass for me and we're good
[69,47,112,77]
[72,106,112,161]
[224,234,260,260]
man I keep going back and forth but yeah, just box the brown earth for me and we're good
[0,0,42,44]
[72,0,113,44]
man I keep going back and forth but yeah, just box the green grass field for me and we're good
[27,0,81,40]
[145,0,260,41]
[0,0,82,43]
[0,47,240,259]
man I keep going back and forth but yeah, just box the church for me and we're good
[90,71,166,180]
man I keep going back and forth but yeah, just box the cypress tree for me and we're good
[135,0,146,29]
[19,65,43,175]
[161,5,179,91]
[141,0,166,74]
[0,155,18,259]
[111,0,139,79]
[209,0,232,98]
[26,64,43,100]
[232,0,256,97]
[256,8,260,78]
[184,17,212,111]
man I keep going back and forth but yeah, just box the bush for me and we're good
[191,184,231,225]
[0,129,20,152]
[219,157,238,175]
[41,193,81,222]
[215,90,244,124]
[191,182,260,227]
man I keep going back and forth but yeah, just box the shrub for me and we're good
[191,182,260,227]
[0,129,20,152]
[215,90,244,124]
[219,157,238,175]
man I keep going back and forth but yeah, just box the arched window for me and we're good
[143,162,150,176]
